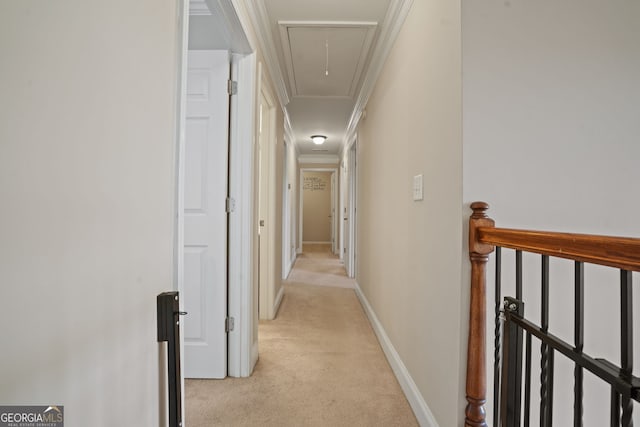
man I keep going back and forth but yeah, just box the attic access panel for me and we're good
[279,21,377,98]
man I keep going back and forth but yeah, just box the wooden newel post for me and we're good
[465,202,495,427]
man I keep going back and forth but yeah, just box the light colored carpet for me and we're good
[185,245,418,427]
[287,244,356,289]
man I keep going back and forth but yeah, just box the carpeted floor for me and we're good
[185,244,418,426]
[286,243,356,289]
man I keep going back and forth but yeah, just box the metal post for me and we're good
[500,297,524,427]
[157,292,184,427]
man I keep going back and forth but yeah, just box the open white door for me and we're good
[183,50,230,378]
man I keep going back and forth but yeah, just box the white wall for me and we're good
[357,0,463,425]
[0,1,179,425]
[463,1,640,425]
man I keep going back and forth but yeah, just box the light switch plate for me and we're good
[413,174,423,201]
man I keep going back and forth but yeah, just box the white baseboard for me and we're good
[354,282,439,427]
[273,285,285,317]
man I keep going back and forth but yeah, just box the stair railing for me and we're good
[465,201,640,427]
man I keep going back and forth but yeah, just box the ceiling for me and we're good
[189,0,410,158]
[280,23,377,98]
[248,0,398,157]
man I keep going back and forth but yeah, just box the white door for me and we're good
[183,50,230,378]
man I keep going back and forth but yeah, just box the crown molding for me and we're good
[244,0,291,109]
[344,0,414,147]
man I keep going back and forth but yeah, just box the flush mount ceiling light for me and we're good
[311,135,327,145]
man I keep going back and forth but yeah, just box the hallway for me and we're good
[185,245,417,426]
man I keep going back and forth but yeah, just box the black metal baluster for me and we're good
[500,297,524,427]
[494,247,502,427]
[620,270,633,427]
[546,349,555,426]
[540,255,551,427]
[574,261,584,427]
[611,390,620,427]
[524,332,532,427]
[516,250,523,300]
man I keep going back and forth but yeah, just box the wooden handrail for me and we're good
[464,201,640,427]
[477,227,640,272]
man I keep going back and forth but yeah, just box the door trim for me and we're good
[227,52,257,378]
[281,139,292,279]
[346,142,358,277]
[172,0,190,421]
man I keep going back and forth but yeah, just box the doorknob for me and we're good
[260,220,265,227]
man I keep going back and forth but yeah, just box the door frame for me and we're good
[341,136,358,278]
[346,142,358,277]
[298,168,339,253]
[173,0,257,388]
[339,159,346,261]
[172,0,190,420]
[281,139,292,279]
[227,52,258,377]
[330,172,337,254]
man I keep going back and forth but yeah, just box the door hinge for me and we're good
[225,316,235,333]
[228,80,238,95]
[226,197,235,213]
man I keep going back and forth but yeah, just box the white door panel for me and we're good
[183,50,229,378]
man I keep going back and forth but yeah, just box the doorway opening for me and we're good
[175,0,257,395]
[299,168,339,256]
[256,71,281,321]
